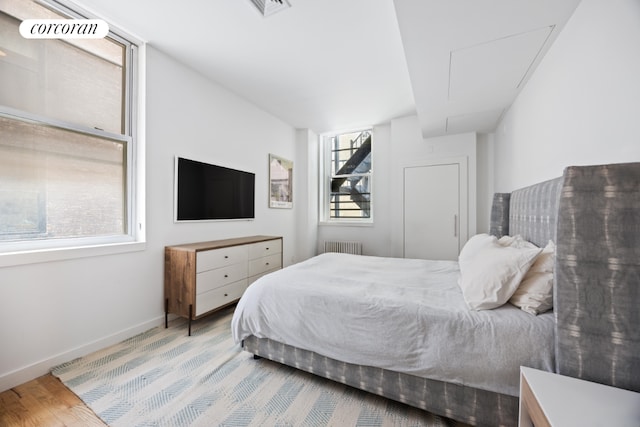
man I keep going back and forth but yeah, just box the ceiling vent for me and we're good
[250,0,291,17]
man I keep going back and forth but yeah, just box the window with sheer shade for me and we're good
[0,0,137,248]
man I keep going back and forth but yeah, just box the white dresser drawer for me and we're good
[196,262,248,294]
[196,245,248,273]
[166,236,282,328]
[195,279,247,316]
[248,239,282,259]
[249,253,282,277]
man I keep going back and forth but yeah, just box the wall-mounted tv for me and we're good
[174,157,255,221]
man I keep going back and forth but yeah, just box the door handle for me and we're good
[454,214,458,238]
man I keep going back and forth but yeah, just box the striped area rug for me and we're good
[52,306,462,426]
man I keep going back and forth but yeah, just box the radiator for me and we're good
[323,241,362,255]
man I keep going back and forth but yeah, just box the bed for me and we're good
[231,162,640,426]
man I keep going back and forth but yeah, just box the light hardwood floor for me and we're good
[0,374,106,427]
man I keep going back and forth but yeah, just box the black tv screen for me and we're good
[175,157,255,221]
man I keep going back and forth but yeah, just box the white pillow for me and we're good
[458,236,542,310]
[459,233,497,260]
[509,240,556,315]
[497,234,519,247]
[498,234,537,249]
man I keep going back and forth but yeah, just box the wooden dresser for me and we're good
[164,235,282,334]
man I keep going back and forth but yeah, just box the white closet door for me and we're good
[404,163,460,260]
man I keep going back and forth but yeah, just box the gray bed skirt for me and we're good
[243,335,518,427]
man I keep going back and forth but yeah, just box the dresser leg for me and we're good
[188,304,193,336]
[164,298,169,329]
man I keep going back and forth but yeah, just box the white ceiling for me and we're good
[73,0,582,137]
[394,0,582,137]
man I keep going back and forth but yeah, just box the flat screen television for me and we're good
[174,157,255,221]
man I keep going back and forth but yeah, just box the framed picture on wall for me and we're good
[269,154,293,209]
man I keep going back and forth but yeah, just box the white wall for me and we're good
[476,133,494,233]
[493,0,640,192]
[294,129,319,262]
[0,46,298,391]
[146,48,297,259]
[317,117,482,258]
[389,115,478,256]
[317,123,393,257]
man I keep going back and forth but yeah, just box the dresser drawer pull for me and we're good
[224,255,229,259]
[266,262,270,266]
[224,293,228,297]
[266,247,269,250]
[224,274,228,278]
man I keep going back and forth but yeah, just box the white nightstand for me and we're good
[519,366,640,426]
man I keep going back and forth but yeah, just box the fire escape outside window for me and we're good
[324,129,372,221]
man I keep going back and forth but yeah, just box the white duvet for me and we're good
[231,253,555,396]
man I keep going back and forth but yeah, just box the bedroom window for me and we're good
[320,129,372,223]
[0,0,141,258]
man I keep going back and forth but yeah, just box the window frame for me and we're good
[319,128,374,226]
[0,0,145,266]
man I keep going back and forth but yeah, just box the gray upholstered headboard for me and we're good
[490,177,563,247]
[489,162,640,394]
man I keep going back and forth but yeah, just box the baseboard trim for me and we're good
[0,315,165,392]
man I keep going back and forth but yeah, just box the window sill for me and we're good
[0,240,146,268]
[318,220,374,227]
